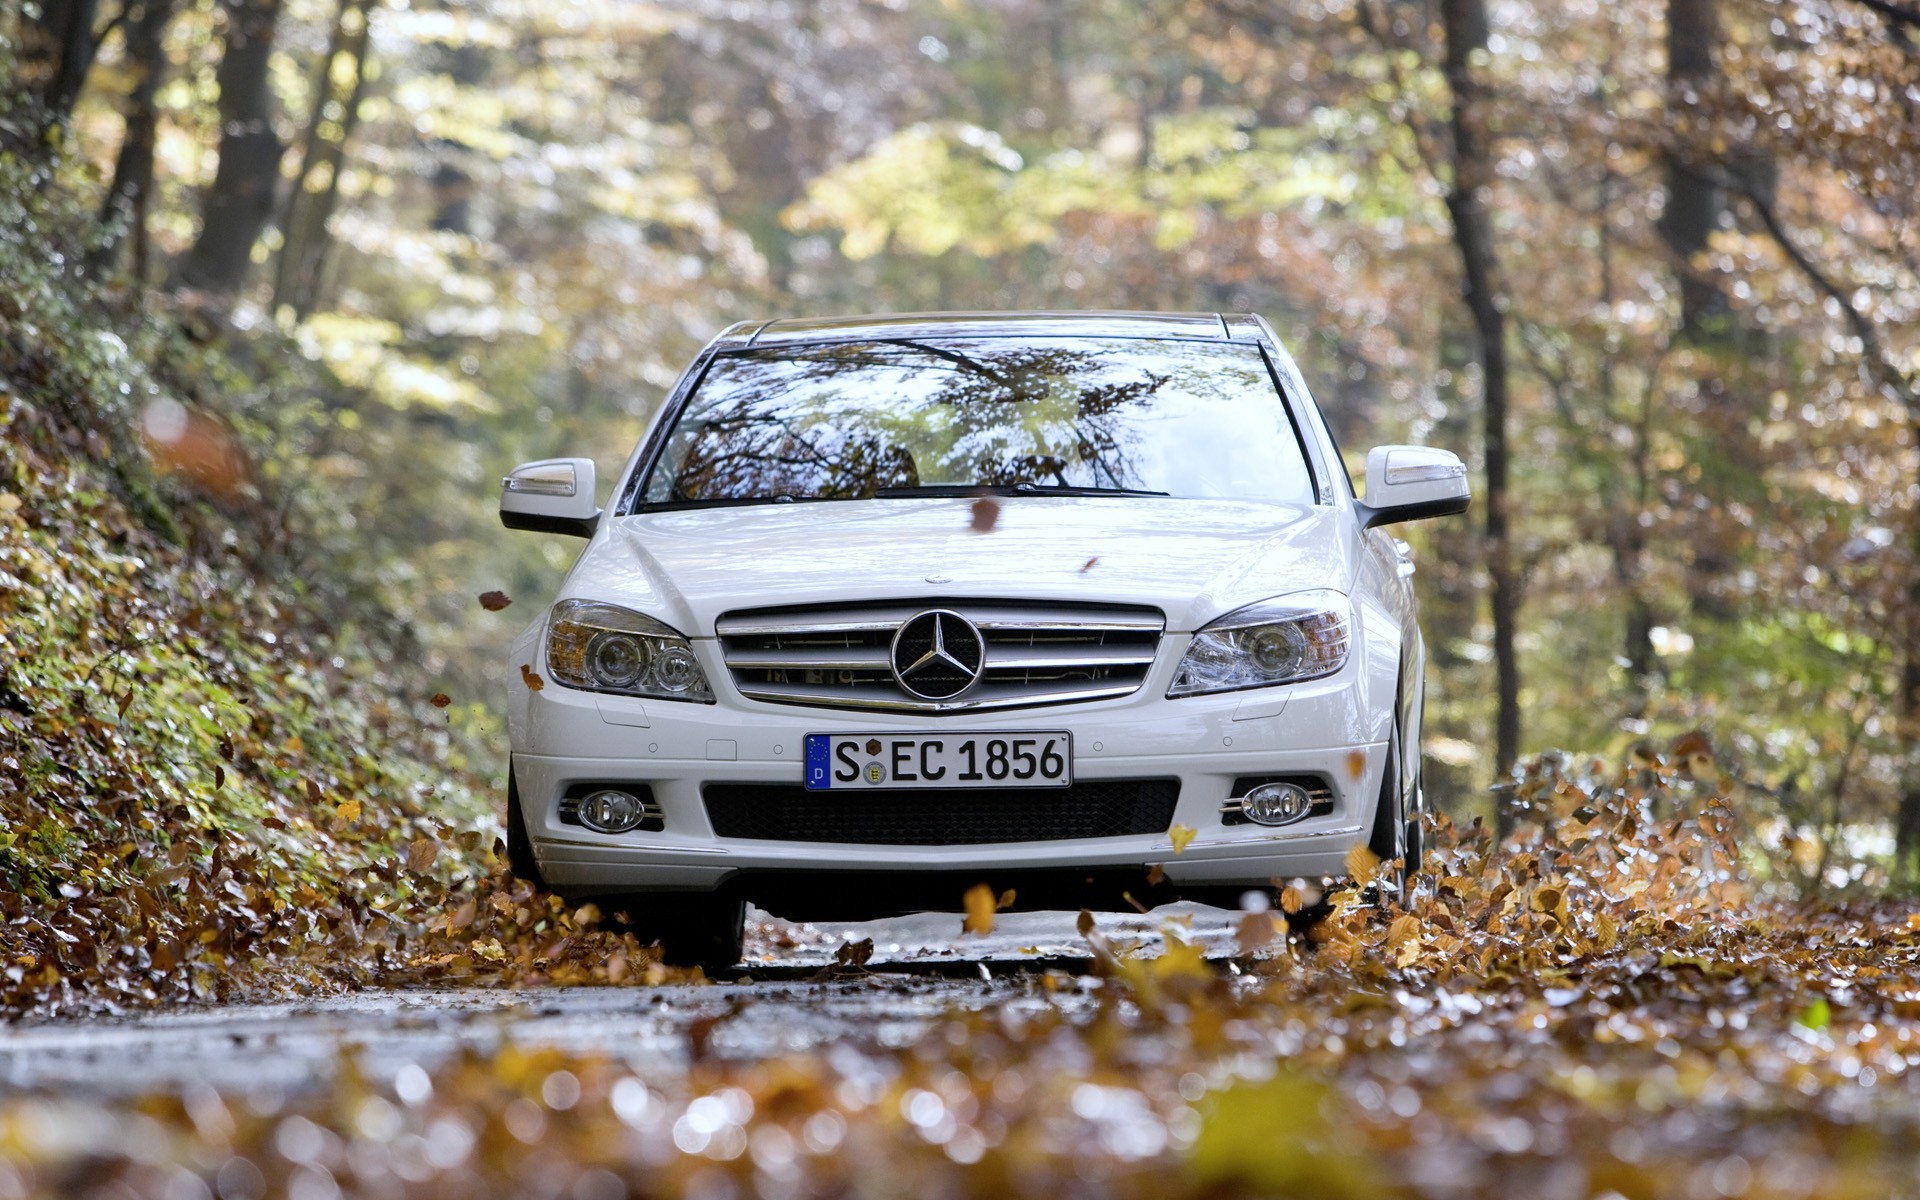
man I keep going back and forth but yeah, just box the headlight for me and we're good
[545,600,714,702]
[1167,590,1351,697]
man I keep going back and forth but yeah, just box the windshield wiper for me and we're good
[637,494,829,511]
[874,483,1170,499]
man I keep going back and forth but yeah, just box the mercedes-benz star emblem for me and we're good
[889,609,986,701]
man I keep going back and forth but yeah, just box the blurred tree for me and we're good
[1435,0,1520,812]
[272,0,377,318]
[19,0,102,130]
[92,0,180,291]
[176,0,286,294]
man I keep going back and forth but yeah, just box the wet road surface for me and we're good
[0,905,1244,1098]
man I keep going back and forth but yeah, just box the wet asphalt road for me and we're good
[0,905,1244,1098]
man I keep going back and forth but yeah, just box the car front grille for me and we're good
[714,600,1164,713]
[702,779,1180,845]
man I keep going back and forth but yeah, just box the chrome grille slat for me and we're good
[732,679,1143,712]
[723,646,893,671]
[716,600,1164,714]
[982,644,1158,670]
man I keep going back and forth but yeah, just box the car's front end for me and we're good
[497,311,1468,965]
[507,501,1403,920]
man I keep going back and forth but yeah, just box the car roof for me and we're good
[717,310,1270,348]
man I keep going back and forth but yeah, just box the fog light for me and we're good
[1242,782,1313,827]
[577,789,647,834]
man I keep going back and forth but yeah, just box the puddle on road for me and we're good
[0,905,1243,1099]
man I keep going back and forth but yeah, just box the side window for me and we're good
[1310,400,1360,500]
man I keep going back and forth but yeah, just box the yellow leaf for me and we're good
[1152,930,1211,981]
[1594,912,1619,952]
[962,882,996,935]
[1279,886,1304,915]
[335,800,362,824]
[1169,824,1197,855]
[1345,843,1381,881]
[1386,914,1419,948]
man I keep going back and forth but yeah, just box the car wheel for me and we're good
[505,767,547,888]
[606,894,747,975]
[1404,765,1427,877]
[1367,717,1413,888]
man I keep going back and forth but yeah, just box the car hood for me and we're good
[559,498,1358,635]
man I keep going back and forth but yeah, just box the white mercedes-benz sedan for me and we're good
[498,311,1469,969]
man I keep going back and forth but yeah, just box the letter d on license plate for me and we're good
[804,732,1072,790]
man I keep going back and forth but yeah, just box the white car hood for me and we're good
[559,497,1357,635]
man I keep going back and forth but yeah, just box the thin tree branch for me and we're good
[1845,0,1920,33]
[1720,170,1918,411]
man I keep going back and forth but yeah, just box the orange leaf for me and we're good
[406,839,438,873]
[962,882,997,935]
[969,498,1000,532]
[430,692,452,708]
[1235,911,1281,955]
[479,591,513,612]
[520,664,545,692]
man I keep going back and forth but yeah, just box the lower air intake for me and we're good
[703,779,1180,846]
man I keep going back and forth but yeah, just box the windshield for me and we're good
[637,336,1315,508]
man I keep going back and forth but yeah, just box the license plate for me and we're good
[804,732,1073,790]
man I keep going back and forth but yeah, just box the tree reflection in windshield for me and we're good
[642,337,1313,506]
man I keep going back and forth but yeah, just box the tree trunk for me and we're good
[1900,485,1920,884]
[1439,0,1522,823]
[427,40,487,234]
[1660,0,1730,340]
[94,0,179,288]
[21,0,103,128]
[272,0,376,318]
[175,0,287,296]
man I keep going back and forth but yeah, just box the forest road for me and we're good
[0,903,1242,1098]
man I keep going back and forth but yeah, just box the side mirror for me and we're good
[501,457,600,538]
[1356,445,1471,530]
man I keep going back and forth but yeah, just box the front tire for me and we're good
[1367,718,1422,886]
[605,894,747,975]
[505,768,546,887]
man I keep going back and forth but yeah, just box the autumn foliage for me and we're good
[4,745,1919,1197]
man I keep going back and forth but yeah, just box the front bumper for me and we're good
[513,658,1390,905]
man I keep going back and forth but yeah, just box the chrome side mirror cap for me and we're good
[1356,445,1471,530]
[501,457,601,538]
